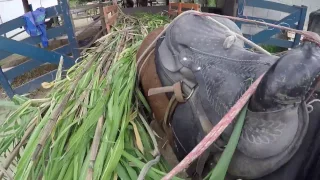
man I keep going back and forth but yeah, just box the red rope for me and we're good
[162,74,264,180]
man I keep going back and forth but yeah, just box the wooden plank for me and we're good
[0,67,14,98]
[121,6,168,15]
[0,36,74,68]
[0,26,66,61]
[168,3,179,15]
[59,0,80,60]
[104,5,118,13]
[14,70,57,95]
[178,3,182,14]
[181,3,200,11]
[169,3,179,8]
[293,6,307,47]
[244,0,302,13]
[103,4,119,33]
[250,10,300,44]
[108,13,118,26]
[169,3,199,15]
[4,60,43,81]
[99,4,107,35]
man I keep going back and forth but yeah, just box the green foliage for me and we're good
[261,45,287,53]
[0,11,174,180]
[207,0,216,7]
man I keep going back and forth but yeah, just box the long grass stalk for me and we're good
[0,11,174,180]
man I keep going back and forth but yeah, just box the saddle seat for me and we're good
[154,12,312,179]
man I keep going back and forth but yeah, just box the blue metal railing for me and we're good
[237,0,307,48]
[0,0,79,98]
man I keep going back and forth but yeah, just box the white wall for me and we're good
[0,0,26,39]
[29,0,58,10]
[0,0,24,23]
[0,0,58,40]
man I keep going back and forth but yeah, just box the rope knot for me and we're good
[223,32,237,49]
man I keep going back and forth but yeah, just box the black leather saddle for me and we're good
[154,12,320,179]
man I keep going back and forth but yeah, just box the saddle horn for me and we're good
[250,42,320,112]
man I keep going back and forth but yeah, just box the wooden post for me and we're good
[99,3,107,35]
[22,0,32,13]
[178,3,182,14]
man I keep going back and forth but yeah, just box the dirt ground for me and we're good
[0,64,57,100]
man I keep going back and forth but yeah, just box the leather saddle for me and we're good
[153,12,320,179]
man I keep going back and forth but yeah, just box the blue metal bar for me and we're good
[250,10,300,44]
[0,17,25,35]
[4,60,43,81]
[23,26,66,45]
[14,70,57,95]
[59,0,80,60]
[0,36,74,68]
[236,0,245,28]
[0,67,14,98]
[237,15,278,25]
[54,44,72,55]
[293,6,307,47]
[0,26,66,60]
[46,5,63,18]
[244,0,301,13]
[0,6,62,35]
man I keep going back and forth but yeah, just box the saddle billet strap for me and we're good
[149,82,218,178]
[148,81,185,103]
[187,149,211,180]
[188,88,214,134]
[148,83,182,149]
[163,95,178,146]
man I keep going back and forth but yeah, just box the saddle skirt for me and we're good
[154,12,310,179]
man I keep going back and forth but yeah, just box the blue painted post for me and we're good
[58,0,80,60]
[293,5,307,47]
[236,0,244,28]
[0,68,14,98]
[0,36,75,68]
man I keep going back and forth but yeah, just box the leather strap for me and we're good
[195,149,211,178]
[173,82,185,102]
[162,95,179,146]
[148,82,185,103]
[149,82,216,178]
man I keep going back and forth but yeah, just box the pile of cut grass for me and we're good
[0,11,178,180]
